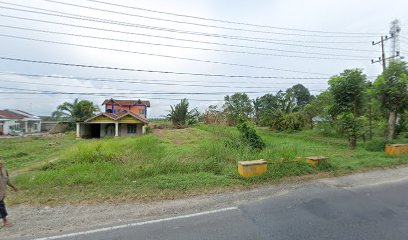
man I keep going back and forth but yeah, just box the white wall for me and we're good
[2,120,17,135]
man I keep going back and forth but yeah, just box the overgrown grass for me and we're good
[2,125,408,205]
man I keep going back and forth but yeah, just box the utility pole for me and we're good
[370,20,404,142]
[371,35,395,71]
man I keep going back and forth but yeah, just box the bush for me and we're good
[145,125,152,134]
[272,112,307,132]
[237,122,265,150]
[364,139,386,152]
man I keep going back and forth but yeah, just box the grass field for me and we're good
[1,124,408,206]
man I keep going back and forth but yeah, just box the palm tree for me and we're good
[52,98,100,121]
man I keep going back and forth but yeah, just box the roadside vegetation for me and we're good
[2,60,407,205]
[2,124,407,205]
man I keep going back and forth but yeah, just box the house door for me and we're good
[90,124,101,138]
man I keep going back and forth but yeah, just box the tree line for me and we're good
[170,60,408,149]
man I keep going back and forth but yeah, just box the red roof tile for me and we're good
[0,110,25,119]
[102,99,150,107]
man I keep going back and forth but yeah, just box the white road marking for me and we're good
[33,207,239,240]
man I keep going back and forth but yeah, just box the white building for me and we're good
[0,109,41,135]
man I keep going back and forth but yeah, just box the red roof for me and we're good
[0,110,25,119]
[102,99,150,108]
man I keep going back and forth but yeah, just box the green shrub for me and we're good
[145,125,152,134]
[364,139,386,152]
[271,112,307,132]
[237,122,266,150]
[316,159,337,171]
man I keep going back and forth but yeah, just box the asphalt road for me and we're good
[38,177,408,240]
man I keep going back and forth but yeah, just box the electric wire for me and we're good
[0,71,330,86]
[35,0,376,40]
[0,14,375,59]
[0,56,338,77]
[83,0,381,35]
[0,25,372,60]
[0,5,376,52]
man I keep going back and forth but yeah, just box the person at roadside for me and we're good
[0,160,17,227]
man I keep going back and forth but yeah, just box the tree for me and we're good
[328,69,368,148]
[253,98,261,125]
[204,105,225,125]
[287,84,312,109]
[338,113,363,149]
[52,98,100,122]
[328,69,368,117]
[223,93,253,125]
[276,90,297,114]
[257,94,279,126]
[303,91,334,128]
[168,99,198,128]
[374,60,408,142]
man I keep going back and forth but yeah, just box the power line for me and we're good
[0,56,337,77]
[0,83,326,95]
[83,0,381,36]
[0,5,375,52]
[0,14,375,59]
[0,86,268,95]
[0,71,328,87]
[0,86,324,102]
[2,34,360,74]
[1,78,326,92]
[0,33,371,65]
[0,25,372,60]
[37,0,374,40]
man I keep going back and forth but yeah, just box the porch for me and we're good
[76,122,145,138]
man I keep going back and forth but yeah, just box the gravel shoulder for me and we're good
[3,166,408,240]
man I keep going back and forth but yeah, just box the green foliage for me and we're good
[168,99,198,128]
[52,98,100,122]
[328,69,368,117]
[272,112,307,131]
[237,122,266,150]
[316,159,336,171]
[374,60,408,141]
[304,91,334,128]
[5,126,408,205]
[364,139,386,152]
[337,113,363,149]
[145,125,152,134]
[223,93,253,125]
[374,60,408,113]
[287,84,312,109]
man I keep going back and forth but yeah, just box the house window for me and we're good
[127,124,137,134]
[139,109,145,115]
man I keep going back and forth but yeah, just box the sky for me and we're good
[0,0,407,118]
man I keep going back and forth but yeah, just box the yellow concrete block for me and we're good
[385,144,408,156]
[238,160,267,178]
[306,156,327,167]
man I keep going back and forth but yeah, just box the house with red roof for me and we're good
[76,99,150,138]
[0,109,41,135]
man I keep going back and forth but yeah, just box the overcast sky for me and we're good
[0,0,407,117]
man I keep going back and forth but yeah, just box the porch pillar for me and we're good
[24,121,28,133]
[76,123,80,138]
[37,121,42,132]
[115,122,119,137]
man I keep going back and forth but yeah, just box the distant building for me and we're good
[0,109,41,135]
[76,99,150,138]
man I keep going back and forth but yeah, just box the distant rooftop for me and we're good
[102,99,150,108]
